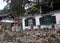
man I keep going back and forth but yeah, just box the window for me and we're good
[40,15,56,25]
[25,19,28,26]
[25,18,36,26]
[51,16,56,24]
[0,17,2,20]
[28,19,33,26]
[43,16,52,25]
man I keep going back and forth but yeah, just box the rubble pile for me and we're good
[19,29,60,43]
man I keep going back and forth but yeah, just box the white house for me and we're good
[21,0,60,30]
[20,11,60,30]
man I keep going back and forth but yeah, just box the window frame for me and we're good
[25,17,36,26]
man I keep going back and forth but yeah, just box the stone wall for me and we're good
[19,29,60,43]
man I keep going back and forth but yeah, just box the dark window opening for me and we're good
[0,17,2,20]
[51,16,56,24]
[40,15,56,25]
[25,18,36,26]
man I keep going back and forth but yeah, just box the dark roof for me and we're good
[19,10,60,19]
[0,13,15,18]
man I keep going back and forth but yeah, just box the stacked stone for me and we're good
[1,29,60,43]
[19,29,60,43]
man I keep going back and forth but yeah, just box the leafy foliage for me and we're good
[1,23,8,30]
[3,0,26,16]
[28,4,40,14]
[3,0,60,16]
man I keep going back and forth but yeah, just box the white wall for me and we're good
[22,12,60,30]
[54,12,60,29]
[22,18,25,30]
[35,15,41,25]
[55,13,60,24]
[22,17,31,30]
[22,15,42,30]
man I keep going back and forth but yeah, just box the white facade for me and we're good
[22,12,60,30]
[54,12,60,29]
